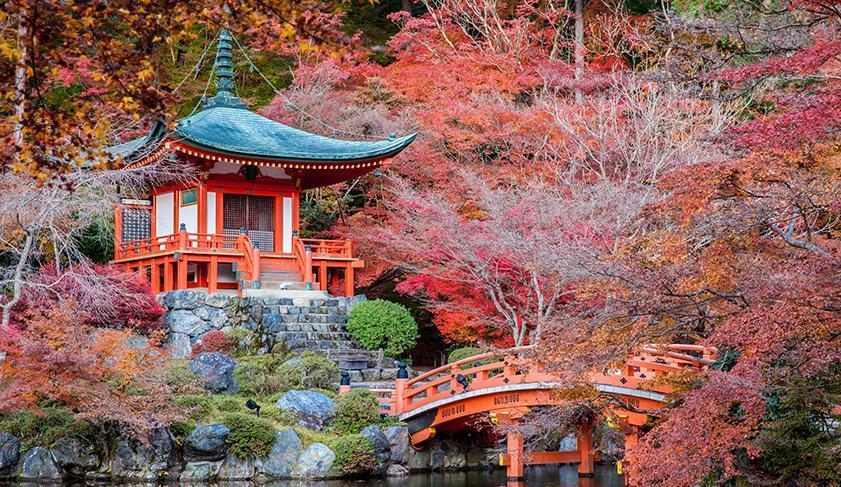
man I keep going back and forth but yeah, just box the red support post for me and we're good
[208,256,218,294]
[151,263,160,294]
[506,428,525,480]
[304,246,313,290]
[344,264,354,297]
[177,258,188,290]
[577,420,595,477]
[163,261,173,292]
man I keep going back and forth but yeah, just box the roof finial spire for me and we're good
[204,28,246,110]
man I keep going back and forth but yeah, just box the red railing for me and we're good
[292,236,314,290]
[300,238,353,258]
[236,233,260,294]
[115,232,242,260]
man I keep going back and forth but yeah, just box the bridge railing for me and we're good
[346,343,718,417]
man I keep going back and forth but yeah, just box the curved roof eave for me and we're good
[172,106,417,162]
[174,133,418,164]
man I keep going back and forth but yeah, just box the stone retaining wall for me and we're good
[0,426,498,482]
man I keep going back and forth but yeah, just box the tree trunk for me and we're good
[13,18,28,162]
[574,0,585,104]
[2,230,34,330]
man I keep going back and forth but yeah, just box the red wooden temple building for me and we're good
[109,30,415,296]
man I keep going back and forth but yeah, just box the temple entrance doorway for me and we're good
[222,194,275,252]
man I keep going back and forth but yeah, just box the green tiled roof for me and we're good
[174,107,416,161]
[106,29,415,166]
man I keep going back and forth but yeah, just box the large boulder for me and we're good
[262,428,302,478]
[17,447,61,481]
[385,425,409,465]
[195,306,229,329]
[184,424,229,461]
[0,432,20,472]
[217,453,258,480]
[165,290,206,310]
[293,443,335,478]
[165,332,193,359]
[360,425,391,472]
[179,460,221,481]
[50,437,97,477]
[385,464,410,476]
[189,352,237,393]
[165,310,209,337]
[275,390,334,430]
[110,427,174,480]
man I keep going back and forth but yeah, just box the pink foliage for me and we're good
[13,263,164,331]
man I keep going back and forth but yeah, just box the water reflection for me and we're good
[13,464,623,487]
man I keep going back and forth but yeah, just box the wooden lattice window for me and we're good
[121,206,152,243]
[222,194,275,252]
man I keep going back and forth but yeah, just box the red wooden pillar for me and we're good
[208,255,218,294]
[177,258,188,290]
[577,420,595,477]
[344,264,354,297]
[318,262,327,292]
[506,428,525,480]
[151,263,161,294]
[163,261,174,292]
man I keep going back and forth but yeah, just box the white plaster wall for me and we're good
[207,191,217,234]
[283,197,293,253]
[179,201,198,233]
[155,192,174,237]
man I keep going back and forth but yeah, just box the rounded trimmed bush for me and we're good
[448,347,483,363]
[333,389,381,435]
[221,412,276,458]
[346,299,418,357]
[331,434,377,475]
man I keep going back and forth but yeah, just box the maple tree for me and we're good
[0,304,181,440]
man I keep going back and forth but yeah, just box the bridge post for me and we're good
[338,371,351,396]
[394,362,409,414]
[577,419,595,477]
[506,428,525,480]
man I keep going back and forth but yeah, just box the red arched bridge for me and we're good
[339,344,717,481]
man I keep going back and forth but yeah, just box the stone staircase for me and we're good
[242,295,408,383]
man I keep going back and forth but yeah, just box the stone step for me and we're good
[260,281,310,291]
[280,323,348,333]
[284,339,361,350]
[274,331,355,341]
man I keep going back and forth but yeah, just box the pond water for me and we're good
[9,464,623,487]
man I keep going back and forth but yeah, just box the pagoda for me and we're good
[109,30,416,296]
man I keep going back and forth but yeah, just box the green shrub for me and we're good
[221,413,276,458]
[0,407,97,450]
[169,420,196,442]
[225,327,257,357]
[175,394,215,421]
[333,389,381,435]
[234,354,285,397]
[165,361,203,395]
[261,407,298,425]
[331,434,378,475]
[213,396,244,413]
[448,347,484,364]
[346,299,418,357]
[274,352,339,393]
